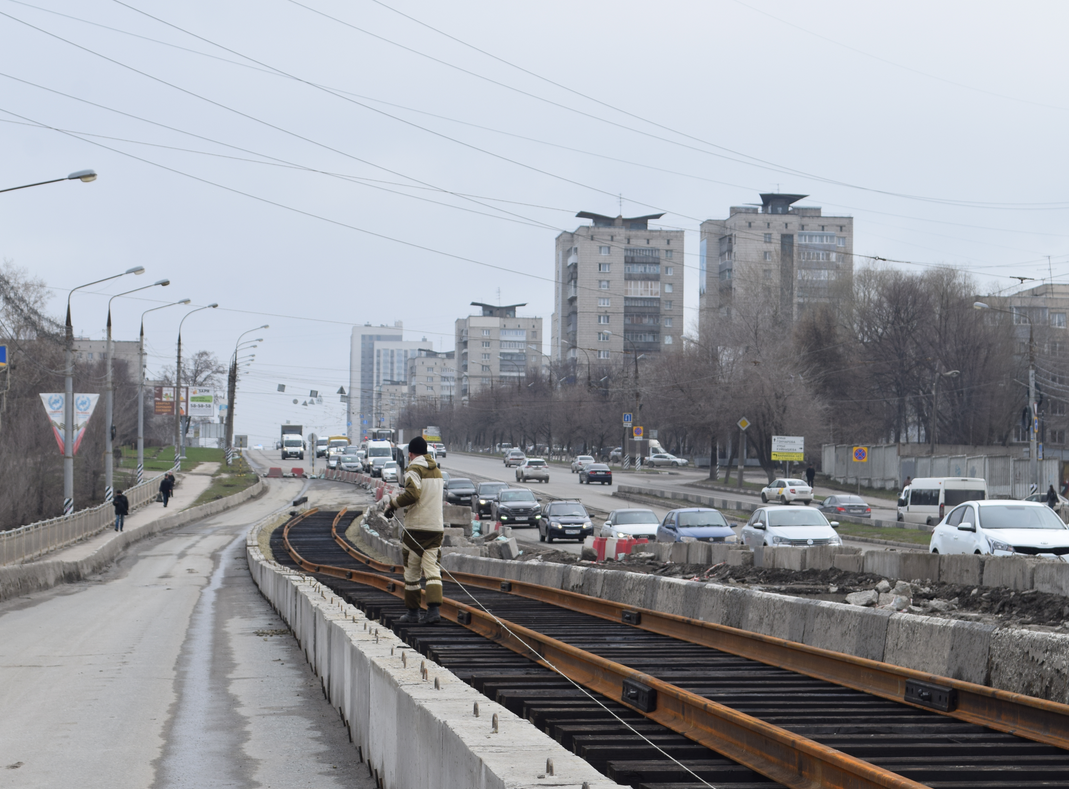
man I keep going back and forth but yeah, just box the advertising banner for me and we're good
[188,387,215,418]
[154,386,188,415]
[39,393,100,455]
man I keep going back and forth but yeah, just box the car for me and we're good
[327,453,341,469]
[656,508,736,543]
[1024,492,1069,521]
[369,456,390,478]
[504,449,527,467]
[646,453,688,468]
[491,488,542,526]
[609,447,623,463]
[380,460,400,483]
[473,481,510,519]
[516,458,549,483]
[433,442,446,458]
[600,508,660,539]
[445,478,476,507]
[339,455,362,472]
[538,500,593,543]
[760,478,813,505]
[570,455,595,473]
[817,494,872,519]
[579,463,612,485]
[741,506,841,548]
[929,500,1069,560]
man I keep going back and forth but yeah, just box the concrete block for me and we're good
[861,551,901,579]
[524,561,567,590]
[708,543,733,565]
[499,537,519,560]
[802,600,892,661]
[884,613,994,684]
[442,504,470,526]
[670,542,688,564]
[740,590,815,643]
[768,547,806,571]
[650,543,672,561]
[726,550,753,567]
[561,565,587,593]
[989,628,1069,704]
[686,541,713,565]
[807,545,861,571]
[649,577,702,617]
[982,556,1036,590]
[833,553,863,573]
[896,553,941,582]
[695,584,751,628]
[599,570,653,610]
[939,554,986,586]
[578,567,609,599]
[1034,562,1069,596]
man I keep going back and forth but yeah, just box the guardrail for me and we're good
[0,473,165,566]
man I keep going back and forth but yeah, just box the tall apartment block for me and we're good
[552,212,684,366]
[455,303,543,400]
[348,323,431,439]
[407,349,456,407]
[699,194,853,329]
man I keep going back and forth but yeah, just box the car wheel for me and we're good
[931,548,939,555]
[926,518,933,526]
[803,500,812,506]
[546,532,554,544]
[897,512,903,522]
[672,461,680,467]
[780,495,788,505]
[761,493,767,503]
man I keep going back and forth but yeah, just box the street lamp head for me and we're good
[178,299,191,305]
[208,303,219,308]
[67,169,97,183]
[154,279,170,287]
[946,370,960,377]
[127,266,146,276]
[973,302,990,310]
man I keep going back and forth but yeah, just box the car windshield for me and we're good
[526,459,546,467]
[479,483,508,495]
[448,479,474,490]
[767,510,830,527]
[678,511,728,528]
[499,490,536,503]
[614,510,659,525]
[371,457,388,466]
[979,505,1067,530]
[368,447,391,457]
[383,462,397,469]
[549,504,588,517]
[577,456,593,462]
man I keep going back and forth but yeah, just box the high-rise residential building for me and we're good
[552,212,684,366]
[407,349,456,407]
[699,194,854,330]
[73,338,141,371]
[455,303,543,400]
[348,323,431,440]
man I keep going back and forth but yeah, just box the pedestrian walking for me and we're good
[805,463,816,489]
[159,473,174,508]
[382,436,445,625]
[113,489,129,531]
[1047,484,1059,509]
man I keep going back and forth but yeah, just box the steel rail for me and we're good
[283,512,928,789]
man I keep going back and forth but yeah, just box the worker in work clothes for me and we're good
[113,489,129,532]
[383,435,445,624]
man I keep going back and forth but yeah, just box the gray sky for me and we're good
[5,0,1068,444]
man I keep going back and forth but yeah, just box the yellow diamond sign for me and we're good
[737,417,750,431]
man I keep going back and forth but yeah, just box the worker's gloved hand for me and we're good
[383,506,396,520]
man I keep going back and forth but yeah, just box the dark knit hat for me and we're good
[409,436,428,455]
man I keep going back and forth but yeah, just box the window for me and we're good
[598,297,610,307]
[482,329,490,336]
[500,329,526,339]
[598,332,610,342]
[664,335,673,345]
[597,350,610,359]
[481,354,490,361]
[665,250,673,259]
[764,251,772,261]
[598,262,611,272]
[626,280,660,297]
[665,266,674,275]
[837,237,846,247]
[481,365,490,372]
[763,269,773,280]
[597,315,610,324]
[1053,313,1067,328]
[426,377,434,383]
[1052,430,1067,444]
[624,263,660,274]
[798,233,838,245]
[663,317,673,327]
[599,246,611,255]
[664,283,673,293]
[481,341,490,348]
[598,280,610,289]
[1051,401,1066,416]
[664,300,673,310]
[764,233,772,242]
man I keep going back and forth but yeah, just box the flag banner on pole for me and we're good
[39,393,100,455]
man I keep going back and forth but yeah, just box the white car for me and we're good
[929,500,1069,561]
[760,478,813,505]
[600,508,660,539]
[380,461,401,483]
[741,506,841,548]
[570,455,595,473]
[645,453,688,468]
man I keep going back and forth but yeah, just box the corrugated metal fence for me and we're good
[0,473,165,566]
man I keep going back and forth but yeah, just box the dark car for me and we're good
[538,500,593,544]
[817,494,872,519]
[369,456,389,478]
[473,481,510,519]
[579,463,612,485]
[655,508,736,544]
[445,478,476,507]
[491,488,541,526]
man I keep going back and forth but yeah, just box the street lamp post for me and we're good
[138,299,191,484]
[608,332,643,468]
[64,266,145,514]
[975,301,1038,489]
[104,279,169,501]
[226,325,268,466]
[174,303,218,468]
[929,368,960,456]
[0,169,97,194]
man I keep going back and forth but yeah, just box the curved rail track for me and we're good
[274,508,1069,789]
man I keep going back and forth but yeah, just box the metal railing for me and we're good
[0,472,165,566]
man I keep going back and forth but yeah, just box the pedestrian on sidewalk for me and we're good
[805,463,816,489]
[159,473,174,508]
[113,489,129,531]
[382,435,445,625]
[1047,484,1059,509]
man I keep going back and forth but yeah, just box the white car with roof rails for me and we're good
[929,500,1069,561]
[741,505,841,548]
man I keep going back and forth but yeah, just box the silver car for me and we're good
[570,455,595,473]
[516,458,549,483]
[645,453,688,468]
[380,461,400,483]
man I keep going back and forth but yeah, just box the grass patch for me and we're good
[120,445,225,472]
[191,454,259,506]
[834,520,932,546]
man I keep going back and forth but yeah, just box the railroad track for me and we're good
[273,508,1069,789]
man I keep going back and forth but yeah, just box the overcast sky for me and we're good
[5,0,1068,444]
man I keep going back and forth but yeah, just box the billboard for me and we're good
[39,393,100,455]
[154,386,188,415]
[771,435,805,462]
[188,387,215,418]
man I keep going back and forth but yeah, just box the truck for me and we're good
[326,435,349,458]
[314,436,329,457]
[281,425,304,460]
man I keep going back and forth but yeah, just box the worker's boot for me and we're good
[421,604,441,625]
[396,609,422,624]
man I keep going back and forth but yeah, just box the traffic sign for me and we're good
[0,344,6,368]
[771,435,804,462]
[737,417,750,431]
[633,426,644,439]
[852,446,869,462]
[623,412,633,427]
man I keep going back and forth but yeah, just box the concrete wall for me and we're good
[441,553,1069,704]
[245,517,616,789]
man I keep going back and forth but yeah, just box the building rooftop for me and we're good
[470,302,527,318]
[575,211,665,230]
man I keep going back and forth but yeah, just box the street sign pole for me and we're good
[737,417,750,490]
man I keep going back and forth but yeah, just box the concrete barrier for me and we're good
[982,556,1036,590]
[246,519,616,789]
[989,628,1069,703]
[1034,563,1069,596]
[938,554,986,585]
[884,615,994,684]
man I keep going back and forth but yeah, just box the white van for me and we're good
[897,477,987,526]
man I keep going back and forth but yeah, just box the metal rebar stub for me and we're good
[473,702,479,717]
[545,758,554,776]
[491,713,499,733]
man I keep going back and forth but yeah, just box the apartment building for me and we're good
[406,349,456,407]
[552,212,684,366]
[455,303,543,399]
[348,323,431,440]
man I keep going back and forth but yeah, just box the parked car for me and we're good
[580,463,612,485]
[571,455,595,473]
[473,481,510,519]
[516,458,549,483]
[741,506,841,548]
[538,500,593,543]
[655,508,736,543]
[929,500,1069,560]
[609,447,623,463]
[504,449,527,467]
[380,460,400,483]
[600,508,660,539]
[1023,491,1069,521]
[444,478,476,507]
[646,453,688,468]
[433,443,447,459]
[491,489,542,526]
[898,477,987,526]
[817,494,872,519]
[760,478,813,505]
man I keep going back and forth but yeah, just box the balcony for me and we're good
[567,282,578,300]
